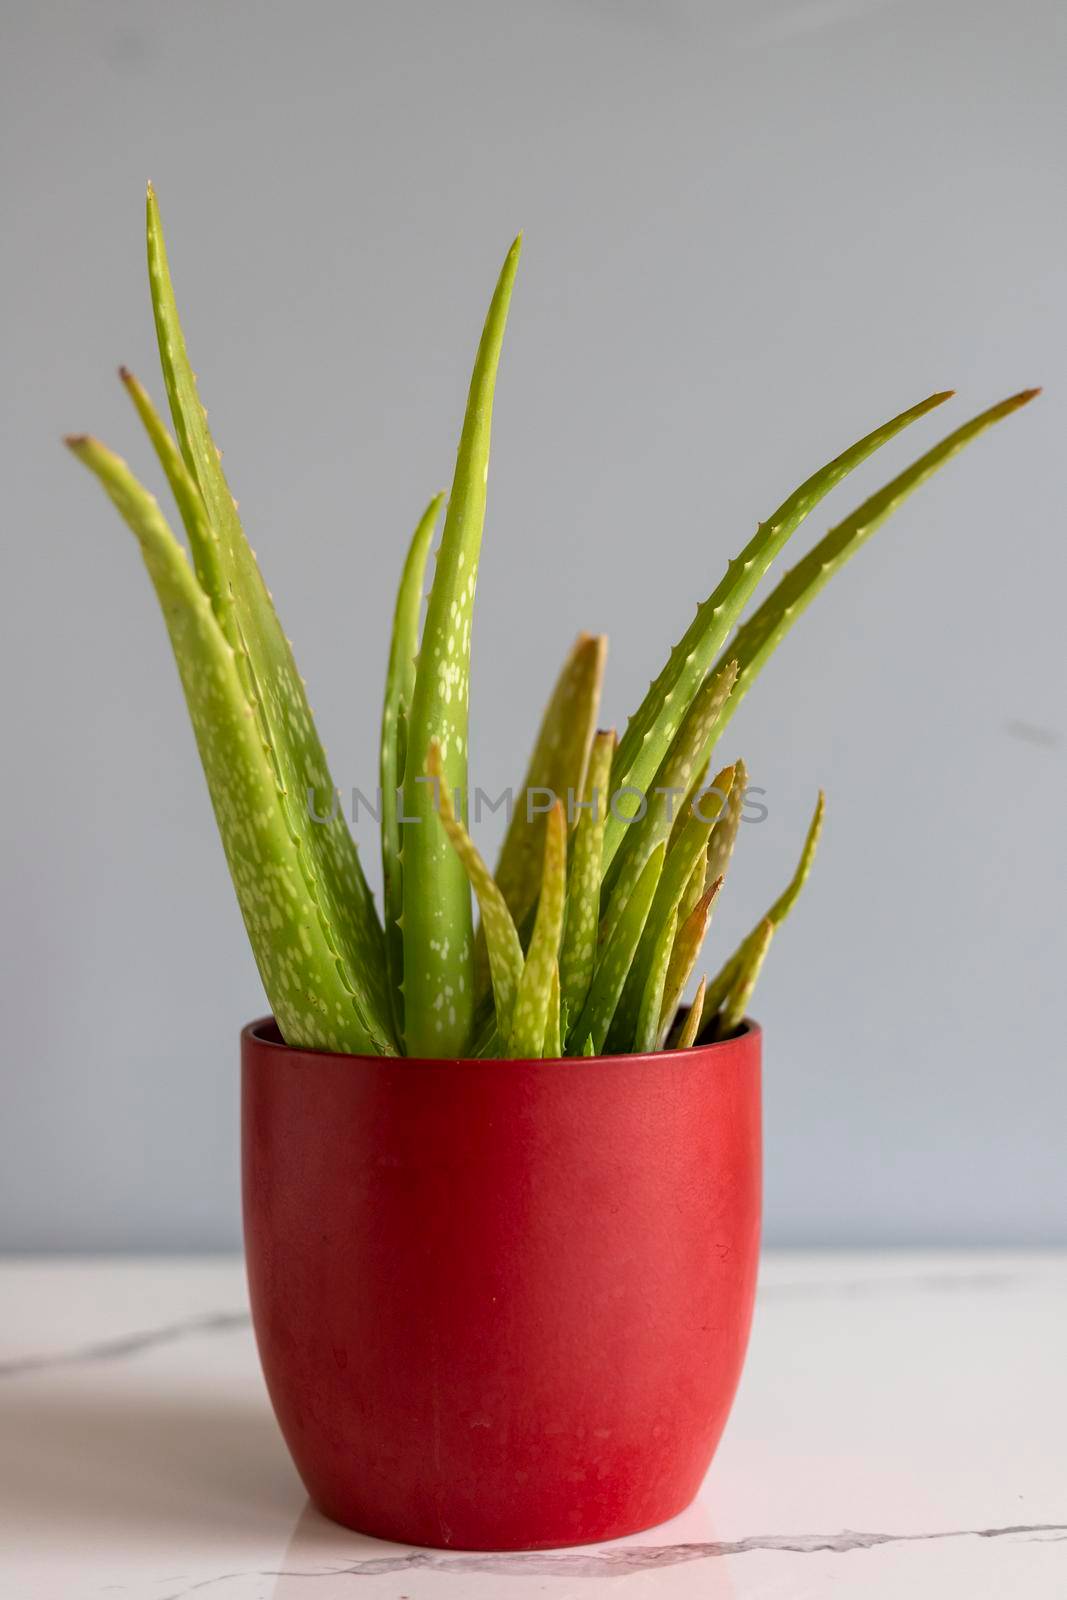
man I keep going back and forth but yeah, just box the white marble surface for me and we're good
[1,1253,1064,1598]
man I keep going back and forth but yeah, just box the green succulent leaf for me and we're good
[627,776,729,1011]
[601,658,737,942]
[473,632,605,1004]
[572,842,665,1056]
[659,877,721,1047]
[381,495,443,1036]
[679,843,710,926]
[604,389,955,870]
[144,184,392,1048]
[402,237,522,1056]
[673,976,707,1050]
[716,919,774,1037]
[67,436,394,1055]
[543,963,562,1059]
[70,205,1040,1071]
[705,757,747,888]
[495,632,606,924]
[605,836,715,1057]
[425,740,525,1046]
[670,762,734,856]
[699,790,825,1032]
[703,391,1041,757]
[507,802,567,1058]
[119,367,232,640]
[633,906,679,1055]
[558,729,616,1027]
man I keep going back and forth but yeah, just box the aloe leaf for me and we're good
[601,660,737,942]
[558,729,616,1027]
[604,389,954,870]
[628,775,729,1012]
[67,436,393,1055]
[472,632,605,1004]
[680,843,710,926]
[672,761,734,850]
[716,919,774,1036]
[658,878,721,1047]
[543,963,562,1059]
[423,741,524,1046]
[572,842,665,1056]
[633,906,678,1054]
[507,802,567,1057]
[703,392,1041,754]
[605,838,711,1056]
[706,757,747,887]
[402,237,522,1056]
[495,632,606,923]
[144,185,392,1044]
[674,977,707,1050]
[699,790,825,1031]
[508,806,572,1056]
[381,496,443,1036]
[118,367,233,640]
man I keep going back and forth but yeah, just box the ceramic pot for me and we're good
[242,1016,761,1550]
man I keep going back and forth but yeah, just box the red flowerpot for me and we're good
[242,1016,761,1551]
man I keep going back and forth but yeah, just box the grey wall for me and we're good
[2,0,1064,1251]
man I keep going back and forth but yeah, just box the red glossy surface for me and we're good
[242,1018,762,1550]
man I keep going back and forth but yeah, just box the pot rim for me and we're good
[242,1014,760,1070]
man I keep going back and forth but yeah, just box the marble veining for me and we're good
[154,1523,1067,1595]
[0,1310,250,1379]
[3,1261,1057,1379]
[3,1253,1064,1599]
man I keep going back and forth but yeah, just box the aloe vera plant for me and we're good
[68,188,1038,1059]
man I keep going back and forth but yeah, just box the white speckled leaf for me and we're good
[609,771,727,1050]
[705,758,746,889]
[145,187,392,1047]
[425,742,525,1043]
[494,633,606,925]
[677,761,735,847]
[507,802,567,1058]
[119,368,233,642]
[606,849,719,1057]
[402,237,522,1056]
[680,843,710,927]
[68,437,393,1055]
[657,878,721,1048]
[699,392,1040,761]
[633,906,678,1055]
[572,843,665,1056]
[558,730,615,1029]
[604,389,955,872]
[381,496,443,1036]
[601,659,737,943]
